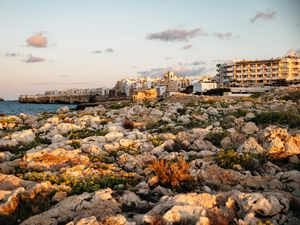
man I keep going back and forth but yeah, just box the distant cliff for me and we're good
[0,97,4,101]
[19,95,96,104]
[18,94,128,104]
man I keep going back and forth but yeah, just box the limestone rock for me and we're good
[237,137,264,154]
[21,189,121,225]
[241,122,259,135]
[11,129,35,143]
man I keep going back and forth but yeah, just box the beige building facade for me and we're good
[217,51,300,87]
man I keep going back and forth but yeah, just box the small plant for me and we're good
[252,111,300,128]
[279,91,300,102]
[146,120,169,130]
[177,108,187,115]
[233,109,248,117]
[108,101,130,110]
[215,149,266,170]
[149,157,192,188]
[185,101,198,108]
[150,136,164,147]
[118,143,139,156]
[123,120,135,130]
[215,149,241,169]
[69,140,81,149]
[20,170,138,195]
[205,131,228,148]
[183,120,206,129]
[1,137,51,155]
[258,219,274,225]
[66,129,108,140]
[251,92,263,98]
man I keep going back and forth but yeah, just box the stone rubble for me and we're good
[0,86,299,225]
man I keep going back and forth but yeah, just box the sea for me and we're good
[0,101,77,115]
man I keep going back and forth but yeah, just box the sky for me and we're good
[0,0,299,100]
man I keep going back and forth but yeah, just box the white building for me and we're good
[216,51,300,87]
[155,85,166,96]
[192,78,217,93]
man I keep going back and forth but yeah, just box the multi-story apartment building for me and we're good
[216,51,300,87]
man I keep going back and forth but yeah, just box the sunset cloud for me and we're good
[214,32,233,39]
[146,28,206,42]
[250,10,276,23]
[5,52,21,57]
[105,48,114,53]
[92,50,102,54]
[181,44,193,50]
[138,64,208,77]
[26,32,48,48]
[24,55,45,63]
[191,60,205,66]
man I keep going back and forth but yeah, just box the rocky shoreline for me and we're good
[0,87,300,225]
[18,94,129,104]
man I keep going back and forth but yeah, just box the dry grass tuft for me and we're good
[149,157,192,188]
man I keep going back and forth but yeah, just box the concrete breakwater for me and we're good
[19,94,129,104]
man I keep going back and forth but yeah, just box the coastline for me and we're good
[0,86,299,224]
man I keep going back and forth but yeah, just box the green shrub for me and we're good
[69,140,81,149]
[205,131,228,148]
[279,91,300,102]
[66,129,108,140]
[215,149,266,170]
[150,136,164,147]
[1,137,51,155]
[233,109,248,117]
[252,111,300,128]
[250,92,263,98]
[108,101,130,110]
[215,149,240,169]
[150,157,192,189]
[183,120,206,129]
[21,171,138,195]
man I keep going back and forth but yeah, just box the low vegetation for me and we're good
[149,157,192,189]
[19,170,138,195]
[0,137,51,155]
[252,111,300,128]
[279,91,300,102]
[205,131,228,148]
[215,149,266,171]
[150,136,164,147]
[108,101,131,110]
[66,129,108,140]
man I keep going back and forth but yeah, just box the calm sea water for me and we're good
[0,101,77,115]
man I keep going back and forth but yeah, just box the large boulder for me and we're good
[241,122,259,135]
[21,189,121,225]
[237,137,264,154]
[22,148,89,172]
[260,127,300,158]
[11,129,36,143]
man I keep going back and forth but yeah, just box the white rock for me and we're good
[11,129,35,143]
[207,107,218,115]
[52,134,66,144]
[105,131,124,142]
[57,106,70,114]
[56,123,81,134]
[150,108,163,117]
[237,137,264,154]
[241,122,259,135]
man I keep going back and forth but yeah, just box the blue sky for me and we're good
[0,0,299,99]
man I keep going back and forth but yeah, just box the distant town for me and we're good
[19,51,300,104]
